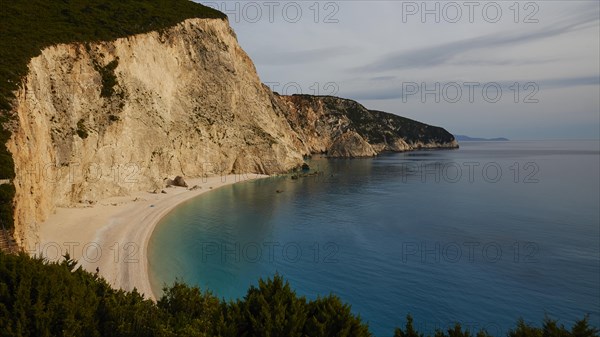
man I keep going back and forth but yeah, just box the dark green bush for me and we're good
[1,252,597,337]
[96,59,119,98]
[76,119,89,139]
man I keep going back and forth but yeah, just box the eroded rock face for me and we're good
[278,95,458,156]
[328,131,377,158]
[6,19,305,248]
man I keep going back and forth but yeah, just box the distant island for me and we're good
[454,135,510,141]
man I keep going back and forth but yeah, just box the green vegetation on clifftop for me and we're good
[0,0,225,111]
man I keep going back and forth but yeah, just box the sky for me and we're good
[197,1,600,140]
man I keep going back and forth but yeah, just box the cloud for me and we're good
[370,76,397,81]
[219,0,598,139]
[355,11,599,72]
[346,75,600,101]
[448,58,558,67]
[538,75,600,88]
[254,46,359,66]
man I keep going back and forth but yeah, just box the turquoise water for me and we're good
[148,141,600,336]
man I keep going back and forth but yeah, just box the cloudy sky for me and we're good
[198,1,599,140]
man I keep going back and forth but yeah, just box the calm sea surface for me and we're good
[148,140,600,336]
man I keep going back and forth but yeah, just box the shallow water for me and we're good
[148,140,600,336]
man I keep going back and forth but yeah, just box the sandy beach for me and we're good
[36,174,267,300]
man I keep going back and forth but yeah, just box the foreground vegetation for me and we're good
[0,0,226,231]
[0,252,597,337]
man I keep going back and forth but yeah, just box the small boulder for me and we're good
[173,176,188,188]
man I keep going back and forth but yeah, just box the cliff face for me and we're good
[6,19,305,248]
[279,95,458,157]
[6,18,457,250]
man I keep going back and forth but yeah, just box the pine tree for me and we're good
[394,315,424,337]
[571,315,600,337]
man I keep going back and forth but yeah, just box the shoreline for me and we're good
[37,174,268,300]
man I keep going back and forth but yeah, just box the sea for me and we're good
[148,140,600,336]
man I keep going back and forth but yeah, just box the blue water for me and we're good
[148,140,600,336]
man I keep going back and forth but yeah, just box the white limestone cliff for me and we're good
[6,19,305,249]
